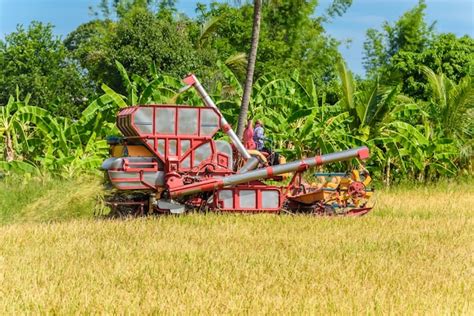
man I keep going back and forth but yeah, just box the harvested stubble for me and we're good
[0,181,473,314]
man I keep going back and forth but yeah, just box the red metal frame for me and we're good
[108,171,157,190]
[117,105,233,175]
[213,182,283,213]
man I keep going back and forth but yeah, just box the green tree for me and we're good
[0,22,93,118]
[200,0,348,137]
[336,59,407,140]
[66,4,206,94]
[198,1,344,81]
[363,0,434,75]
[112,7,199,76]
[324,0,353,20]
[362,0,473,99]
[390,34,474,98]
[0,94,49,162]
[64,19,115,91]
[91,0,173,18]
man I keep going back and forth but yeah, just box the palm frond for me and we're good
[197,16,222,47]
[336,58,355,111]
[420,66,446,106]
[224,52,248,78]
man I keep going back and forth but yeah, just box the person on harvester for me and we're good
[243,119,282,167]
[243,119,256,150]
[253,120,265,151]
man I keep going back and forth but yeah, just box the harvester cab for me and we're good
[102,74,373,217]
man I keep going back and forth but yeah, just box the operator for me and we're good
[253,119,265,151]
[243,119,256,150]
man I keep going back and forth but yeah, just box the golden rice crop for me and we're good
[0,181,473,314]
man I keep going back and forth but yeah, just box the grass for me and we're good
[0,175,104,224]
[0,177,473,314]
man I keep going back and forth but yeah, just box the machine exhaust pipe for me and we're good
[169,146,369,197]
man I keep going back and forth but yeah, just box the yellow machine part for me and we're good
[350,169,372,186]
[111,145,154,157]
[338,177,351,190]
[278,155,291,178]
[362,175,372,186]
[309,168,373,205]
[247,150,268,164]
[351,169,360,181]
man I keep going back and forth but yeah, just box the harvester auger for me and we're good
[102,74,374,217]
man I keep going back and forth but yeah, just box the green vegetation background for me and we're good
[0,0,472,183]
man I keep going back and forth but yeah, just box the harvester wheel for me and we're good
[107,203,148,218]
[105,193,149,218]
[323,205,336,215]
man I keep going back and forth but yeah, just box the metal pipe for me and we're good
[238,156,260,173]
[314,172,348,177]
[169,146,370,197]
[182,74,252,160]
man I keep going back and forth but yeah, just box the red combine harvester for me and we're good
[102,75,373,216]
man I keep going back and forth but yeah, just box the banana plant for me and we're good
[0,94,49,162]
[31,114,109,178]
[336,59,410,139]
[421,66,473,164]
[0,60,469,182]
[248,73,352,159]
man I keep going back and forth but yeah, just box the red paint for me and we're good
[297,162,309,172]
[122,159,159,172]
[169,178,224,197]
[266,167,274,177]
[213,183,282,212]
[199,179,224,191]
[357,147,370,160]
[222,124,232,132]
[182,74,196,86]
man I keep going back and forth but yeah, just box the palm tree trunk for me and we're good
[236,0,262,139]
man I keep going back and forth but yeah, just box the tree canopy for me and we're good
[363,0,473,99]
[0,22,93,117]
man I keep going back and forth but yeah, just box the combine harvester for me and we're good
[102,75,373,216]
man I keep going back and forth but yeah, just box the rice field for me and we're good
[0,178,473,314]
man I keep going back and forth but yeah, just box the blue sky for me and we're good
[1,0,472,75]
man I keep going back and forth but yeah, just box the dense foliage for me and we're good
[363,0,474,99]
[0,23,94,117]
[0,0,472,184]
